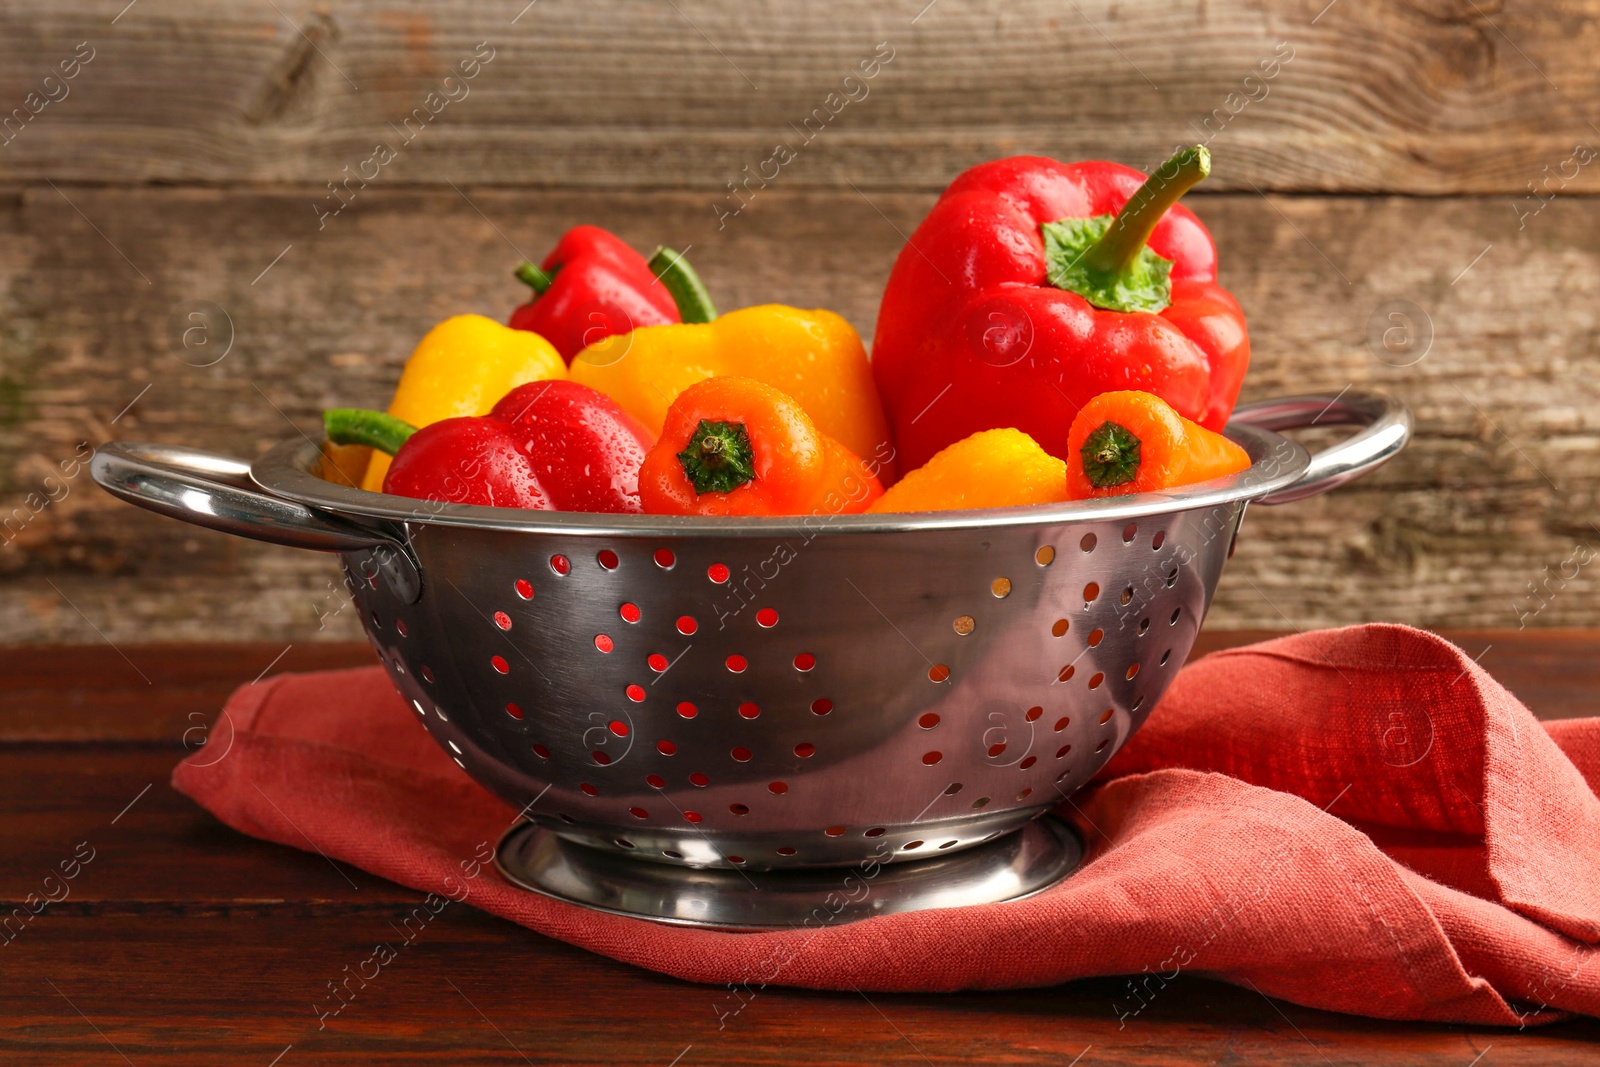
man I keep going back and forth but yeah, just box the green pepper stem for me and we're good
[1082,145,1210,276]
[677,419,754,494]
[1080,420,1143,488]
[324,408,417,456]
[514,261,557,295]
[649,246,718,324]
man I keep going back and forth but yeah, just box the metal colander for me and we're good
[93,391,1408,926]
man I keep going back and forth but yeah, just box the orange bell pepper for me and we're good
[639,377,883,516]
[1066,390,1250,499]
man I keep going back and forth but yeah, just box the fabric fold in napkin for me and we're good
[173,624,1600,1025]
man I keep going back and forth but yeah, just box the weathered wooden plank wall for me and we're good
[1,0,1597,644]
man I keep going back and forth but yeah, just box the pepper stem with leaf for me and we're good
[1041,144,1211,314]
[513,261,558,295]
[677,419,755,494]
[324,408,417,456]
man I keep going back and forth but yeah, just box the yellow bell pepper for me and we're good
[569,304,896,482]
[867,428,1066,513]
[361,314,565,492]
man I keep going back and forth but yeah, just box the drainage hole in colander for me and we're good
[595,634,614,653]
[1058,665,1075,683]
[550,554,570,575]
[1054,716,1071,731]
[1019,756,1037,769]
[730,803,749,815]
[1025,706,1043,722]
[1165,568,1179,587]
[1138,618,1151,635]
[597,549,619,570]
[768,781,788,795]
[629,807,648,819]
[929,664,951,683]
[953,615,975,636]
[580,783,598,796]
[991,577,1011,598]
[1160,649,1171,666]
[684,811,702,823]
[825,825,846,837]
[677,701,698,719]
[532,743,550,759]
[727,855,745,864]
[396,619,409,637]
[506,703,524,720]
[1036,545,1056,567]
[776,846,797,856]
[1132,695,1146,712]
[922,751,943,765]
[411,699,425,717]
[491,655,509,675]
[726,654,748,673]
[676,615,697,635]
[1056,770,1071,784]
[903,841,923,851]
[653,547,676,569]
[1126,663,1140,680]
[447,740,462,755]
[436,706,448,721]
[756,607,779,628]
[608,719,628,736]
[1123,522,1138,543]
[794,653,816,672]
[1088,627,1104,647]
[864,827,886,837]
[708,563,730,583]
[1098,708,1114,725]
[1120,585,1134,605]
[420,665,434,683]
[944,782,963,795]
[1056,744,1072,758]
[987,742,1007,757]
[918,712,940,729]
[1052,618,1069,637]
[626,684,646,702]
[738,702,760,719]
[1084,582,1100,603]
[1095,740,1110,753]
[1088,672,1104,689]
[646,773,665,787]
[1080,533,1097,553]
[689,772,709,787]
[731,745,752,762]
[1152,530,1166,550]
[794,742,815,758]
[939,840,959,850]
[657,740,676,755]
[514,578,534,600]
[663,849,683,859]
[370,611,382,630]
[1171,607,1182,625]
[494,611,513,631]
[619,602,641,623]
[811,698,833,716]
[1016,788,1033,800]
[971,797,990,809]
[558,813,575,824]
[647,653,669,672]
[390,657,406,676]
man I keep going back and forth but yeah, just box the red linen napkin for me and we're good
[172,624,1600,1025]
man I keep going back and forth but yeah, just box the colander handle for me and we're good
[1229,390,1412,506]
[91,441,422,602]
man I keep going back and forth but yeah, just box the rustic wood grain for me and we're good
[3,632,1594,744]
[1,184,1598,642]
[2,0,1599,194]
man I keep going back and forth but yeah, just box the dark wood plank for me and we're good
[2,0,1598,193]
[3,185,1600,642]
[3,910,1597,1065]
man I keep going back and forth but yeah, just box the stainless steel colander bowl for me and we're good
[93,391,1408,926]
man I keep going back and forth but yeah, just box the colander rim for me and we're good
[251,422,1311,538]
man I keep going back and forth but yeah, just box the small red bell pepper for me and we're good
[871,146,1249,474]
[325,380,656,513]
[509,225,717,361]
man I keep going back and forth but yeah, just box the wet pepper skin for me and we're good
[508,225,681,361]
[870,155,1249,474]
[384,380,655,512]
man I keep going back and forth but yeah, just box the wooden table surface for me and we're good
[4,630,1599,1065]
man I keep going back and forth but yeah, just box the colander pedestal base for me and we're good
[494,816,1083,929]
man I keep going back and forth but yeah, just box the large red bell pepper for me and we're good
[870,146,1248,474]
[324,380,655,512]
[509,225,712,361]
